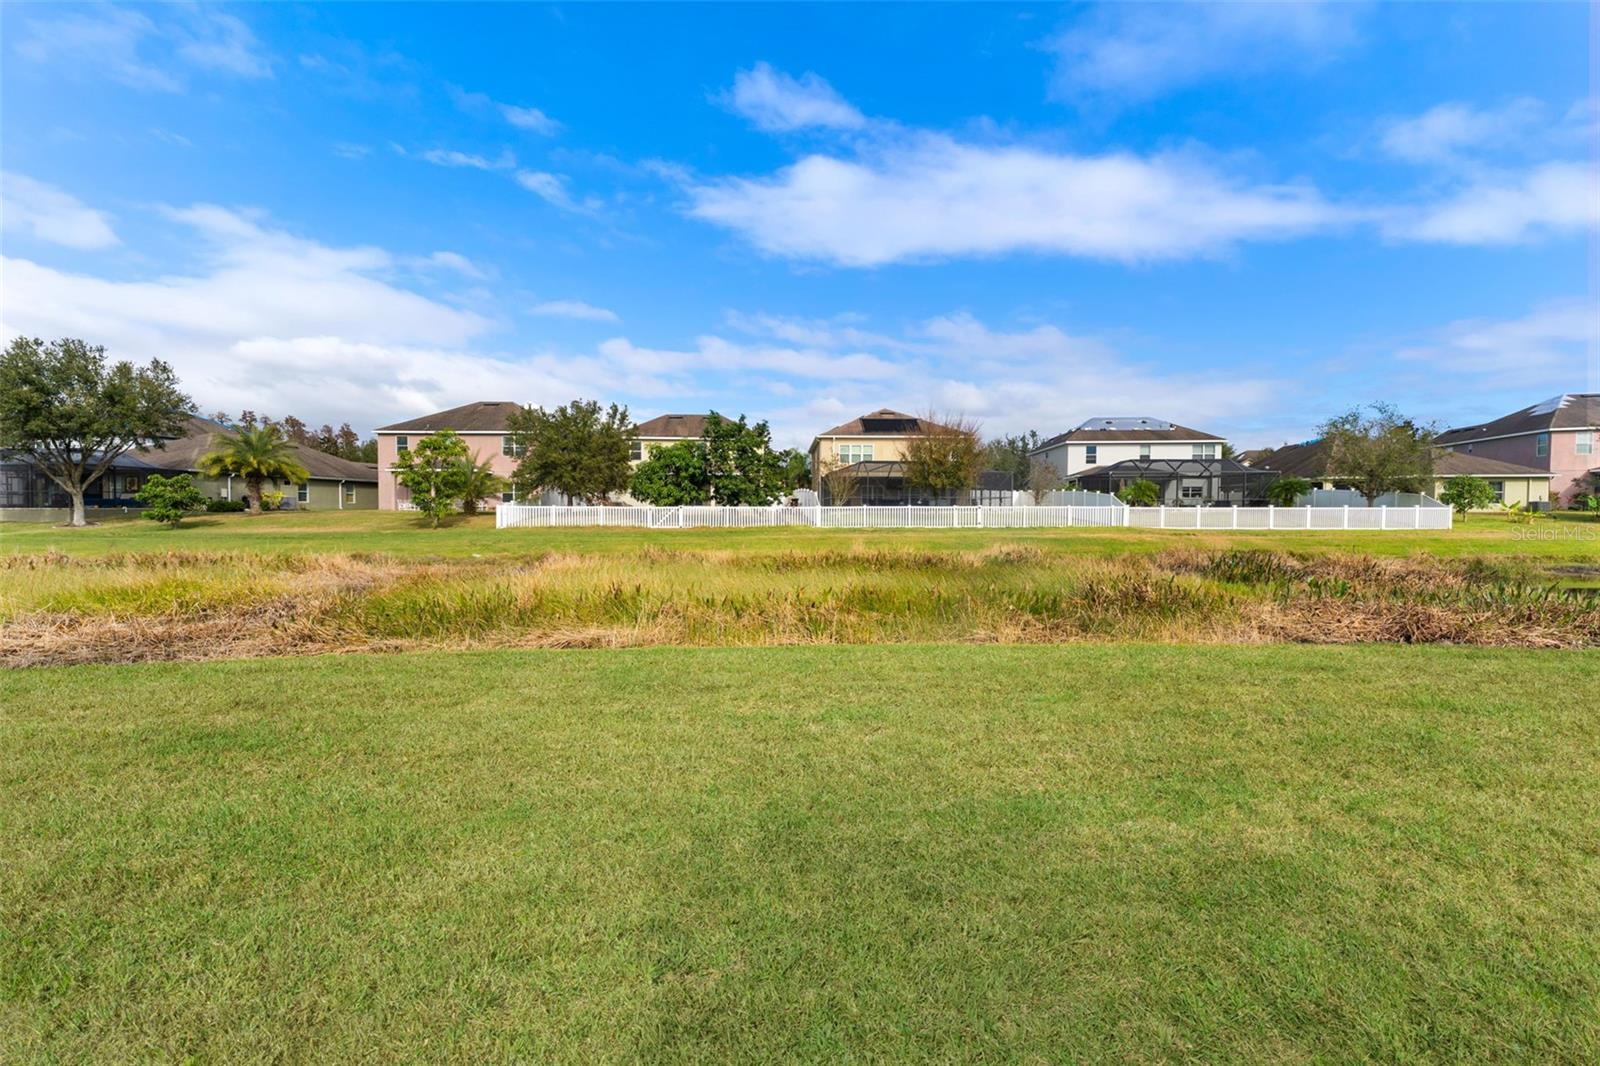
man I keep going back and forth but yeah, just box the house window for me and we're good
[396,435,409,453]
[124,476,142,494]
[1180,484,1204,501]
[630,440,643,461]
[343,483,356,504]
[297,483,309,504]
[1576,432,1593,456]
[1084,445,1097,465]
[836,443,874,464]
[502,435,524,458]
[1139,444,1151,459]
[1490,481,1505,503]
[1193,443,1218,459]
[501,490,516,503]
[1535,433,1549,457]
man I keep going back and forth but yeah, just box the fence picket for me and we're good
[494,504,1453,531]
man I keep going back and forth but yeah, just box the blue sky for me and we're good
[1,2,1595,448]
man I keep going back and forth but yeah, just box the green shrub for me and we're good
[260,490,285,512]
[1116,480,1161,507]
[133,474,207,528]
[1266,477,1312,508]
[1439,476,1496,516]
[205,498,248,513]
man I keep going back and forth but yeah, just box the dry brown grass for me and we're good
[2,545,1594,666]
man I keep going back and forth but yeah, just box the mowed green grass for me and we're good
[4,645,1598,1062]
[4,507,1599,561]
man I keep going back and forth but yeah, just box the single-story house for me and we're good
[0,416,379,521]
[1248,438,1554,507]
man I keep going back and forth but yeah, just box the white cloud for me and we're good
[172,10,273,79]
[501,104,562,135]
[530,301,620,322]
[418,147,515,170]
[1380,99,1544,164]
[13,6,271,91]
[515,170,597,213]
[0,172,119,249]
[1396,300,1599,388]
[687,134,1341,267]
[0,182,1293,444]
[415,251,487,279]
[1388,162,1599,244]
[1046,2,1361,104]
[724,62,866,132]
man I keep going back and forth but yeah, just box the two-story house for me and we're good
[374,402,717,509]
[375,401,524,510]
[1029,417,1228,478]
[808,409,1011,504]
[1435,394,1598,506]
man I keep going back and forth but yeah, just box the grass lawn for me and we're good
[3,507,1599,561]
[4,644,1598,1062]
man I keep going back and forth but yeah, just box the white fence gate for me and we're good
[495,504,1453,531]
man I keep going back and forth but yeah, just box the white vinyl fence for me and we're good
[496,503,1452,531]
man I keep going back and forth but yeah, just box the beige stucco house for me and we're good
[1029,417,1229,478]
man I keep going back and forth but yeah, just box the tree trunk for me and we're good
[246,476,264,514]
[68,486,88,527]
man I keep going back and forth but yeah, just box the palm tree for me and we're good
[456,456,508,516]
[198,426,309,515]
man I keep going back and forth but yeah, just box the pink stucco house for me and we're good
[375,401,523,510]
[374,401,715,509]
[1435,393,1598,506]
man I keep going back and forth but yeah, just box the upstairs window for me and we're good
[1576,432,1593,456]
[836,444,874,464]
[396,435,409,453]
[1139,444,1151,459]
[1536,433,1550,457]
[630,440,643,461]
[1084,445,1098,465]
[1193,443,1218,460]
[502,436,525,458]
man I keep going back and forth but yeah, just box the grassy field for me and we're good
[4,507,1599,561]
[4,644,1598,1062]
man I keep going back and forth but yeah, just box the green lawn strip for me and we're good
[4,645,1597,1061]
[3,508,1598,561]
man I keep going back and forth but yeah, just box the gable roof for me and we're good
[1436,393,1599,445]
[1033,417,1225,450]
[633,413,711,438]
[140,416,379,483]
[376,401,521,433]
[1251,439,1551,481]
[815,409,950,437]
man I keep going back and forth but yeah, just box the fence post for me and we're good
[1158,506,1166,529]
[1232,506,1238,529]
[1380,505,1388,530]
[1342,504,1349,529]
[1267,504,1275,530]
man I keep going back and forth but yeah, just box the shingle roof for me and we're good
[376,401,521,433]
[1033,417,1225,450]
[1436,393,1599,445]
[140,416,379,483]
[633,413,712,438]
[1250,439,1551,480]
[816,409,951,437]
